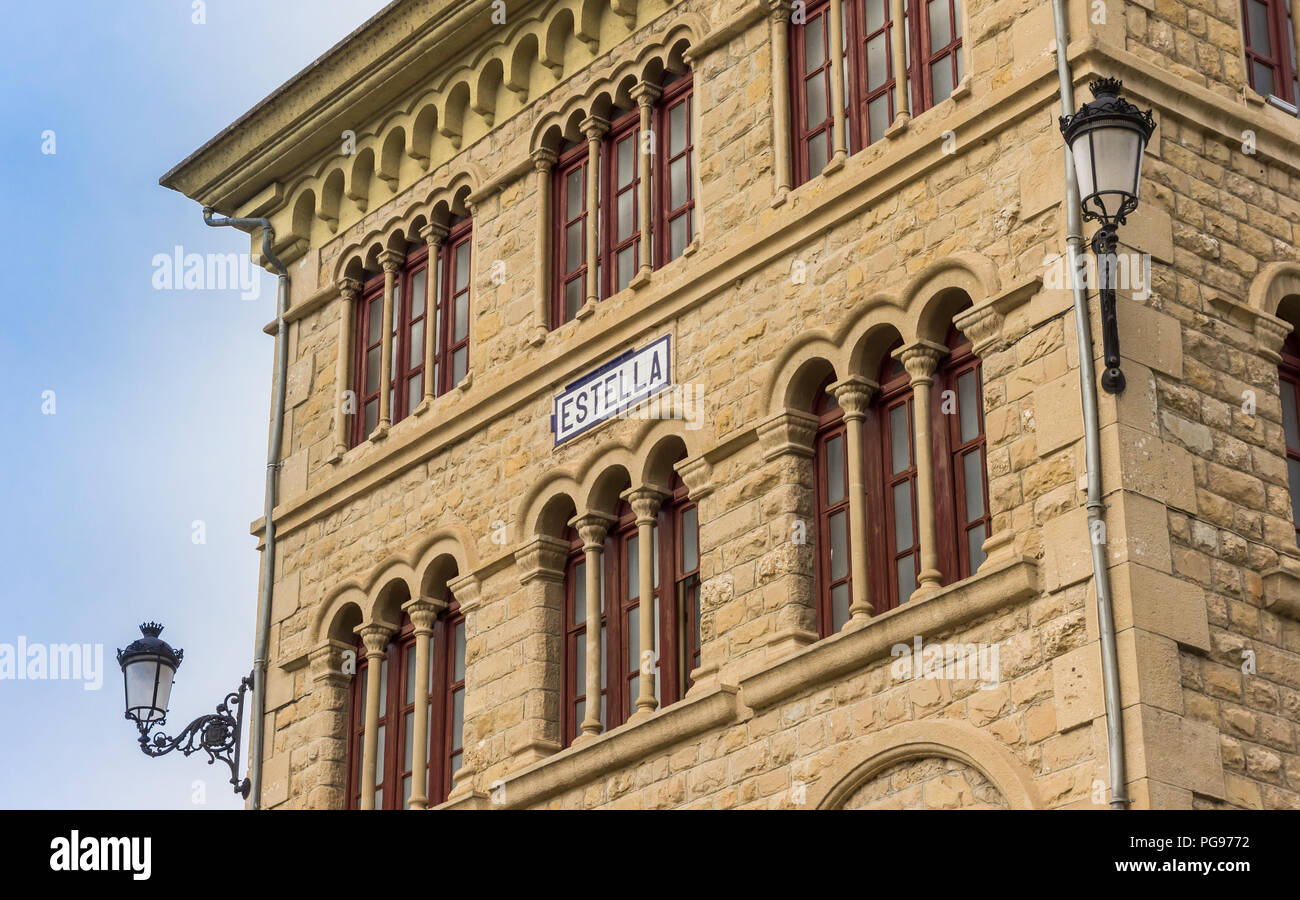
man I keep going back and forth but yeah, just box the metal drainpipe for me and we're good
[1050,2,1128,809]
[203,207,289,811]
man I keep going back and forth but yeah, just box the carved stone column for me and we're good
[444,572,481,801]
[530,148,557,344]
[417,223,448,413]
[375,248,405,437]
[330,277,361,462]
[674,456,719,694]
[890,0,911,129]
[572,512,615,742]
[630,82,662,288]
[625,485,668,721]
[895,341,948,597]
[355,620,396,810]
[829,375,879,624]
[579,116,609,313]
[827,0,849,170]
[768,0,793,203]
[307,639,353,809]
[401,596,445,810]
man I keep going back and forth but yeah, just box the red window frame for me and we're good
[1242,0,1298,105]
[1279,331,1300,546]
[560,478,700,747]
[551,74,695,327]
[350,219,472,447]
[866,352,923,612]
[791,0,964,185]
[344,597,465,809]
[812,380,853,637]
[939,329,990,578]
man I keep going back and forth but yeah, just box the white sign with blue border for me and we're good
[552,334,671,445]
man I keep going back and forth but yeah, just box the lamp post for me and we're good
[117,622,253,799]
[1059,77,1156,394]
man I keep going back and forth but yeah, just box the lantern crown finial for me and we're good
[1089,76,1124,99]
[140,622,164,638]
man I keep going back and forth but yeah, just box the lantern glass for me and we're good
[1070,119,1147,222]
[123,655,176,723]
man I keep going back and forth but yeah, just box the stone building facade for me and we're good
[161,0,1300,809]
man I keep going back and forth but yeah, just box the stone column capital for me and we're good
[402,596,447,633]
[1255,313,1291,365]
[419,222,449,248]
[338,276,363,302]
[308,639,353,687]
[675,456,714,500]
[953,302,1006,357]
[894,340,948,383]
[757,409,820,461]
[447,573,483,613]
[515,535,570,584]
[827,375,879,420]
[531,146,558,172]
[378,249,406,273]
[622,485,670,524]
[631,81,663,108]
[580,115,610,141]
[571,512,617,549]
[767,0,791,23]
[355,621,397,657]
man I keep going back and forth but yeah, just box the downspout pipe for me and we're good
[1050,3,1128,809]
[203,207,289,811]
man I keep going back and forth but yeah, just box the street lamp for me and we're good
[1060,77,1156,394]
[117,622,253,799]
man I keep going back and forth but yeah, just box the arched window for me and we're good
[866,348,922,612]
[351,217,472,446]
[813,379,853,636]
[561,476,701,745]
[937,326,990,577]
[344,597,465,809]
[552,72,695,326]
[1278,330,1300,546]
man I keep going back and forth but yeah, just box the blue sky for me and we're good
[0,0,388,809]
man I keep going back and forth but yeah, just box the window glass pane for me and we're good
[575,632,586,691]
[805,75,827,130]
[574,700,585,738]
[409,320,424,371]
[366,346,381,393]
[375,787,384,810]
[1289,458,1300,528]
[375,723,386,784]
[617,247,635,292]
[831,583,850,633]
[867,34,887,89]
[364,400,378,436]
[566,279,583,320]
[893,480,913,550]
[378,657,389,708]
[566,167,584,219]
[1283,380,1300,449]
[453,621,466,682]
[670,157,689,210]
[618,135,635,188]
[408,376,421,417]
[670,215,689,260]
[627,607,639,669]
[1253,61,1275,97]
[868,95,889,144]
[455,243,470,291]
[1248,0,1272,51]
[928,0,952,48]
[573,561,586,624]
[565,221,583,273]
[932,59,954,103]
[403,711,414,767]
[826,433,845,504]
[809,131,828,178]
[681,507,698,572]
[617,191,635,241]
[368,297,382,340]
[405,649,416,704]
[865,0,885,34]
[890,403,911,473]
[896,554,916,602]
[453,347,468,385]
[402,775,412,809]
[954,0,962,37]
[454,294,468,342]
[651,523,659,589]
[963,449,986,521]
[804,14,825,72]
[449,751,461,780]
[411,269,426,319]
[358,666,368,717]
[967,523,987,573]
[670,101,688,155]
[829,509,848,580]
[958,369,980,442]
[599,623,607,688]
[451,689,464,752]
[628,535,640,600]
